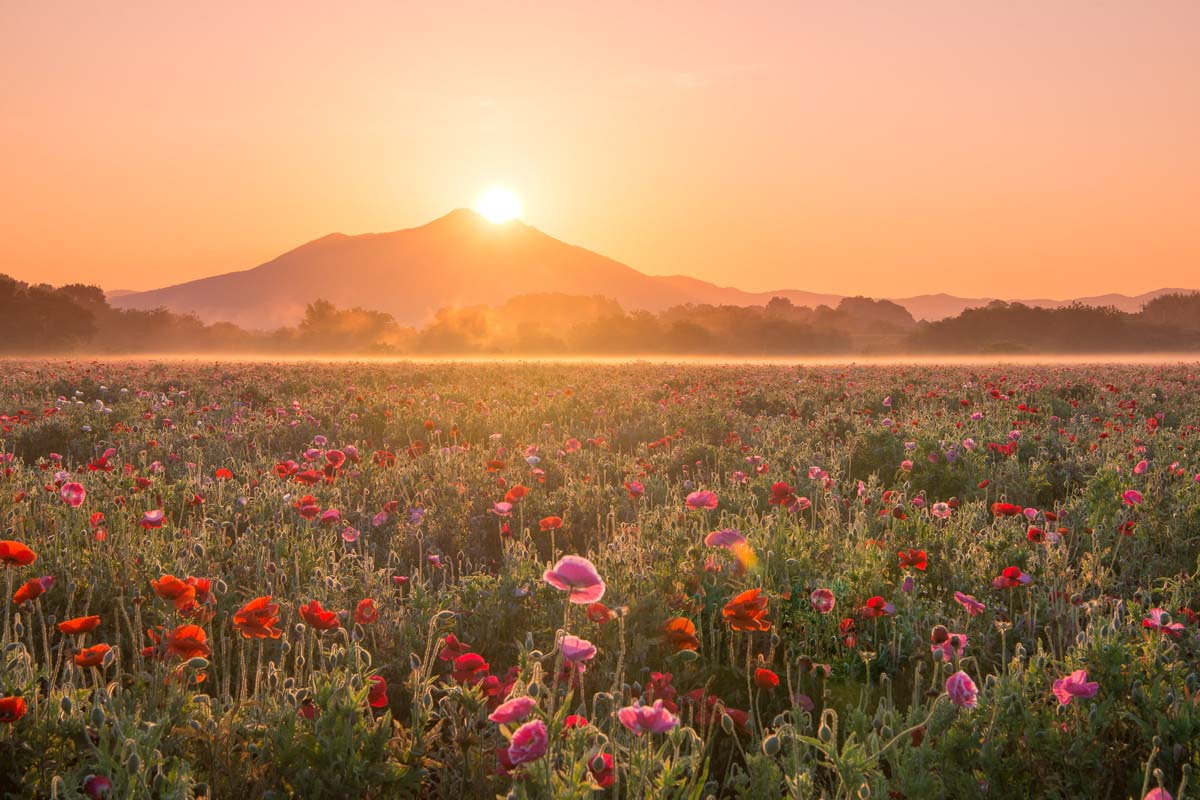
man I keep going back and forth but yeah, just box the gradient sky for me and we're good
[2,1,1197,298]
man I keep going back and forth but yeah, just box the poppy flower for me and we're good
[898,549,927,571]
[299,600,340,631]
[543,555,606,604]
[452,652,489,684]
[74,643,113,668]
[768,482,798,509]
[1052,669,1099,706]
[754,668,780,690]
[60,481,86,507]
[0,540,36,567]
[685,490,718,511]
[704,528,747,549]
[538,516,563,531]
[954,591,987,616]
[214,468,233,480]
[488,695,536,724]
[929,626,968,662]
[589,753,615,788]
[1142,608,1185,637]
[946,670,978,708]
[507,719,548,765]
[617,700,679,735]
[233,596,282,639]
[140,509,165,529]
[561,635,597,664]
[0,696,27,724]
[367,675,388,708]
[624,481,645,498]
[166,624,211,660]
[992,566,1032,589]
[722,588,770,632]
[662,617,701,652]
[810,588,836,614]
[1122,489,1143,506]
[58,615,101,635]
[860,596,896,618]
[991,503,1023,517]
[504,485,529,503]
[354,598,378,624]
[13,576,53,604]
[438,633,472,661]
[586,602,617,624]
[151,574,197,611]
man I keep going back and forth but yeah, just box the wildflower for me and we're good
[617,699,679,735]
[151,574,197,611]
[233,596,282,639]
[589,752,615,788]
[0,696,28,724]
[1052,669,1099,706]
[561,635,597,665]
[930,502,952,519]
[954,591,987,616]
[624,481,645,498]
[543,555,606,604]
[354,598,378,624]
[58,615,101,635]
[705,528,746,548]
[452,652,489,684]
[13,576,53,604]
[299,600,340,630]
[723,588,770,632]
[367,675,388,708]
[860,596,896,618]
[60,482,86,507]
[946,670,978,708]
[140,509,165,529]
[810,588,836,614]
[992,566,1032,589]
[166,624,211,660]
[898,549,927,571]
[754,668,780,690]
[929,626,968,662]
[439,633,472,661]
[538,516,563,531]
[0,540,36,567]
[662,617,700,651]
[586,602,617,624]
[489,696,536,724]
[991,503,1023,517]
[685,490,718,510]
[1122,489,1143,506]
[507,719,548,765]
[1142,608,1185,637]
[74,643,113,668]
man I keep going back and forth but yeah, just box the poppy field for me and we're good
[1,359,1198,799]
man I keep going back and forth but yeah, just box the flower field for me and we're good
[1,359,1198,799]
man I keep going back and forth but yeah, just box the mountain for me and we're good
[112,209,1192,328]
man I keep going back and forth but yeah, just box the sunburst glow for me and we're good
[474,186,522,223]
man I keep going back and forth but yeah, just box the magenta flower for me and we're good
[704,528,746,549]
[319,508,341,525]
[560,634,597,664]
[1143,790,1173,800]
[60,482,86,508]
[1122,489,1144,506]
[507,719,548,765]
[140,509,165,529]
[954,591,987,616]
[617,699,679,735]
[1142,608,1185,637]
[543,555,606,604]
[946,670,978,708]
[685,490,718,511]
[930,628,968,662]
[491,502,513,517]
[810,588,835,614]
[488,696,536,724]
[1052,669,1099,706]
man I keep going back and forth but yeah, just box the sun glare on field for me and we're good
[474,186,522,223]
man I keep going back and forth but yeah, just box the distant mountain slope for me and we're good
[112,209,1192,328]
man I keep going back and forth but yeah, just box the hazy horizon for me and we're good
[3,2,1198,298]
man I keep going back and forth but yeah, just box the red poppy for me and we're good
[662,617,701,652]
[58,615,101,635]
[438,633,472,661]
[722,588,771,632]
[754,668,780,690]
[299,600,340,631]
[538,516,564,531]
[0,540,36,567]
[860,596,896,618]
[504,485,529,503]
[367,675,388,708]
[452,652,489,684]
[214,468,233,480]
[74,643,112,668]
[166,624,211,660]
[0,696,27,724]
[13,576,52,605]
[991,502,1023,517]
[586,602,617,624]
[354,598,379,625]
[233,596,282,639]
[897,549,927,571]
[151,574,197,611]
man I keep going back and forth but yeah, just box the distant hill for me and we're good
[112,209,1192,328]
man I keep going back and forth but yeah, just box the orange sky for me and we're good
[2,2,1197,298]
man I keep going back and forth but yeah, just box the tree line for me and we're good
[2,273,1198,355]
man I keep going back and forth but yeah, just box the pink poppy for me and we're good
[810,588,835,614]
[560,634,596,664]
[60,482,86,507]
[341,526,361,543]
[543,555,606,604]
[491,502,513,517]
[488,696,536,724]
[617,700,679,735]
[1142,608,1185,637]
[685,490,718,511]
[1122,489,1143,506]
[319,508,341,525]
[992,566,1032,589]
[953,591,987,616]
[704,529,746,549]
[946,670,978,708]
[929,626,968,662]
[140,509,165,529]
[1134,460,1149,475]
[1143,790,1173,800]
[1051,669,1099,706]
[507,719,548,765]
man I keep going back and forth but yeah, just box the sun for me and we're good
[474,186,522,223]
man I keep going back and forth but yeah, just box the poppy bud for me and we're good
[720,713,735,735]
[529,650,544,660]
[408,653,421,671]
[772,713,789,728]
[126,753,141,774]
[61,695,73,714]
[590,754,608,773]
[185,657,209,670]
[675,649,699,663]
[90,706,106,727]
[818,721,833,742]
[880,725,893,739]
[930,625,949,644]
[527,682,541,698]
[12,621,23,638]
[762,734,782,756]
[435,610,456,623]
